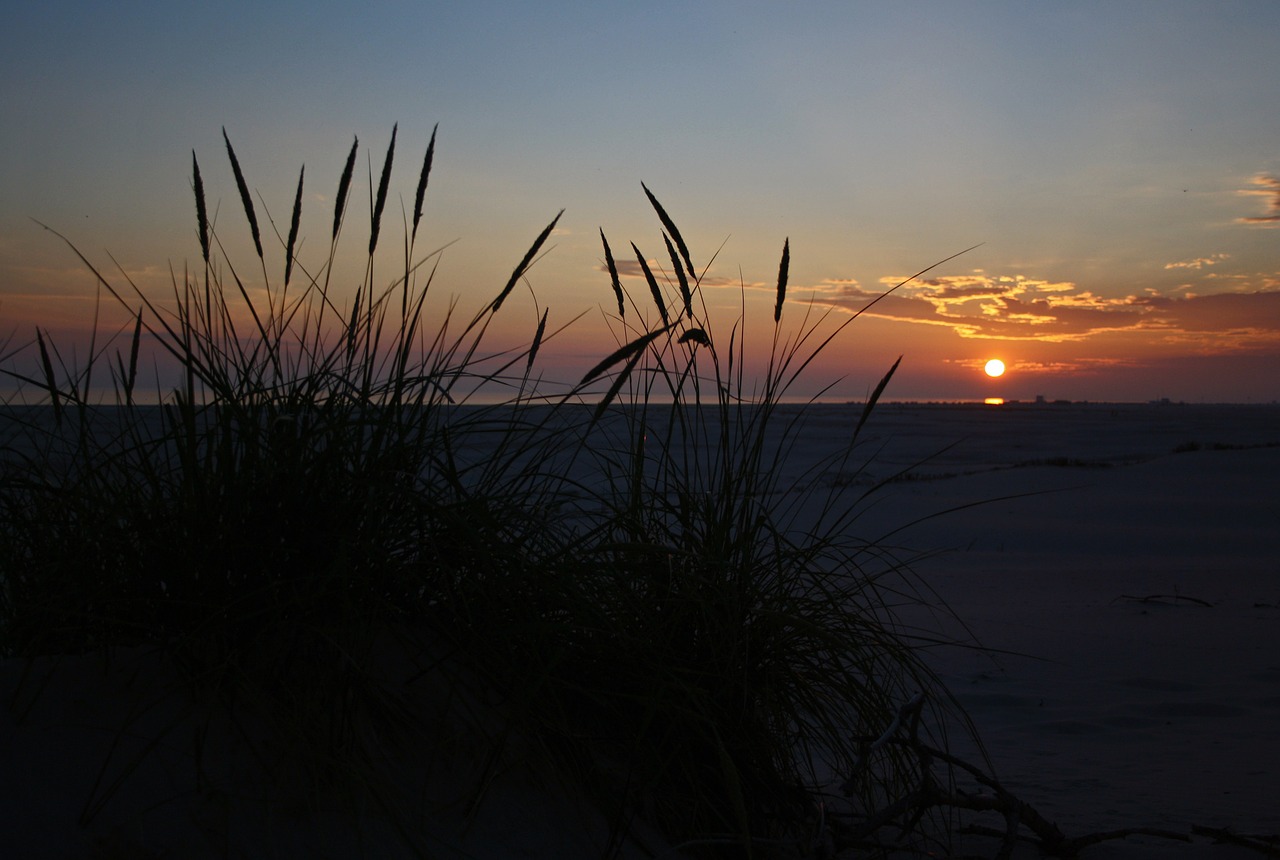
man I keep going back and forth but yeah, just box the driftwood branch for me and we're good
[825,693,1271,858]
[1191,825,1280,857]
[1116,592,1213,607]
[839,692,925,794]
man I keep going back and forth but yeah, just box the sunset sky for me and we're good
[4,2,1279,402]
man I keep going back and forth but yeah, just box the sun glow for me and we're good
[984,359,1006,378]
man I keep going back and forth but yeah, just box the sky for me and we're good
[3,1,1280,403]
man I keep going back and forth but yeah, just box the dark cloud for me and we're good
[1133,289,1280,334]
[914,279,1014,299]
[599,258,651,279]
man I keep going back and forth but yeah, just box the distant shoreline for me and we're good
[3,398,1279,411]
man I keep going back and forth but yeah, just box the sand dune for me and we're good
[3,403,1277,856]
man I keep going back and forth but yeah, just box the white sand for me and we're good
[3,403,1277,857]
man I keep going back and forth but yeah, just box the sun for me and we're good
[984,359,1006,378]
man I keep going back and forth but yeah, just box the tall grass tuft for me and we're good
[1,127,975,856]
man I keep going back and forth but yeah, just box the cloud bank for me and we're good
[812,272,1280,348]
[594,253,1280,355]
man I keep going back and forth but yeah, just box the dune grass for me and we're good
[0,128,973,856]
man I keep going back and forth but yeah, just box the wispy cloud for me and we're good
[814,272,1280,348]
[1237,173,1280,225]
[595,259,753,289]
[1165,253,1229,270]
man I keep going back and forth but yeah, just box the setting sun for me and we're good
[984,359,1006,378]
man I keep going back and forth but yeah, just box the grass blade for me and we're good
[579,325,671,387]
[491,210,563,313]
[527,307,549,374]
[631,243,668,327]
[591,341,648,423]
[345,287,362,354]
[411,123,437,244]
[222,128,263,259]
[369,124,397,256]
[35,329,60,421]
[854,243,985,322]
[601,229,624,317]
[642,182,695,279]
[855,354,902,441]
[124,309,142,404]
[663,233,692,319]
[774,238,789,323]
[333,136,359,242]
[285,165,304,286]
[192,151,209,265]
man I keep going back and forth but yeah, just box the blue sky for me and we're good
[4,2,1280,401]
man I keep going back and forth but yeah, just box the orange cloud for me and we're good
[814,272,1280,347]
[1237,173,1280,225]
[1165,253,1229,270]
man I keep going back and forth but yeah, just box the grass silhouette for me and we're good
[0,127,975,856]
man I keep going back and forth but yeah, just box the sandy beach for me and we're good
[3,402,1278,857]
[9,2,1280,853]
[859,403,1280,857]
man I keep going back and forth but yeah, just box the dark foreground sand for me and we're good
[859,404,1280,858]
[3,403,1277,857]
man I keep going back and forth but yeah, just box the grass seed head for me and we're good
[192,151,209,265]
[222,128,263,259]
[333,136,359,242]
